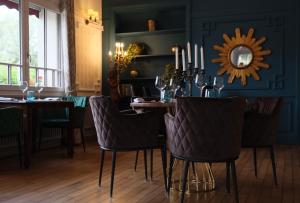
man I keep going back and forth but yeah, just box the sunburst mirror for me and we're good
[212,27,271,86]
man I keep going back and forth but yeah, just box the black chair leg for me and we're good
[99,149,105,187]
[167,154,174,194]
[144,149,148,180]
[230,161,239,203]
[150,149,153,180]
[161,146,167,192]
[80,128,86,152]
[17,133,22,168]
[110,151,117,198]
[226,162,231,193]
[253,147,257,177]
[134,150,139,171]
[270,146,278,186]
[180,160,190,203]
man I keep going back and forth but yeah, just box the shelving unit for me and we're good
[115,28,185,38]
[108,3,187,96]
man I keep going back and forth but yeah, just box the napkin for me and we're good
[0,97,15,101]
[43,97,60,101]
[133,98,145,103]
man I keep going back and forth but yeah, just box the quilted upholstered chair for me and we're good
[89,96,167,197]
[165,97,245,203]
[38,96,87,151]
[242,97,282,185]
[0,107,23,167]
[134,107,166,180]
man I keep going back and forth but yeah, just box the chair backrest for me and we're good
[167,97,245,162]
[242,97,282,146]
[0,107,23,136]
[89,95,161,150]
[63,96,87,108]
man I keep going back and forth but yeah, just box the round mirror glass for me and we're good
[230,46,253,68]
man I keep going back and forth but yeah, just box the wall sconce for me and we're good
[85,9,99,25]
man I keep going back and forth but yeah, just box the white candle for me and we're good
[187,42,191,63]
[108,51,113,62]
[182,49,186,71]
[200,46,205,70]
[175,47,179,69]
[194,44,198,68]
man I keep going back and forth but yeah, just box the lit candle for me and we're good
[108,51,113,62]
[200,46,205,70]
[187,42,191,63]
[182,49,186,71]
[194,44,198,68]
[175,47,179,69]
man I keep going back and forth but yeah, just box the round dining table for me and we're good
[130,100,215,193]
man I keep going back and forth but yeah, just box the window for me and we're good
[0,0,63,90]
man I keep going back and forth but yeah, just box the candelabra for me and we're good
[174,65,206,97]
[183,63,198,96]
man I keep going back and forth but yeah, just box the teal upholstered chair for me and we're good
[0,107,23,167]
[38,96,88,152]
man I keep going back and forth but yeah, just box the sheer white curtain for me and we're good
[60,0,76,95]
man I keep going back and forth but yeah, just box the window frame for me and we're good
[0,0,64,96]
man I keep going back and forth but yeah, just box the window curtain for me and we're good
[61,0,76,95]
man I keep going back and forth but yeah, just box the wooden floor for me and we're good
[0,142,299,203]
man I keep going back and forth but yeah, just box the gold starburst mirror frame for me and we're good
[212,27,271,86]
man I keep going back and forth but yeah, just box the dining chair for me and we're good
[38,96,87,151]
[0,107,23,167]
[133,107,166,180]
[89,96,167,198]
[242,97,282,185]
[165,97,245,203]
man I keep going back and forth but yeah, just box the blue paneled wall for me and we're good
[103,0,300,144]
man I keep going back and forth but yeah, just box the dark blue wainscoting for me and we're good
[102,0,300,144]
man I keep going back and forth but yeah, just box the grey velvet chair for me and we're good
[89,96,167,197]
[165,97,245,203]
[242,97,282,185]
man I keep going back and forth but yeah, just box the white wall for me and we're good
[74,0,102,96]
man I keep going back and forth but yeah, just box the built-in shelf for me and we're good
[116,28,185,38]
[135,54,175,58]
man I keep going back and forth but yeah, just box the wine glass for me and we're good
[213,76,224,97]
[155,76,166,101]
[155,76,166,90]
[195,73,205,96]
[169,78,180,98]
[35,82,44,100]
[19,81,28,100]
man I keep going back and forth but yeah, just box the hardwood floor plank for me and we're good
[0,143,299,203]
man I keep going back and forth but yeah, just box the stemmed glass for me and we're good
[213,76,224,97]
[155,76,166,98]
[35,82,44,100]
[19,81,28,100]
[169,78,180,98]
[195,73,205,96]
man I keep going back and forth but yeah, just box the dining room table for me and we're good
[0,99,75,168]
[130,100,215,193]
